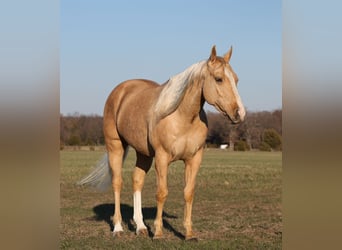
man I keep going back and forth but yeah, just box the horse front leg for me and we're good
[153,152,169,239]
[183,148,203,240]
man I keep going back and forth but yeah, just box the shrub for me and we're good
[234,140,250,151]
[259,141,272,151]
[68,135,81,146]
[206,143,219,148]
[262,129,282,151]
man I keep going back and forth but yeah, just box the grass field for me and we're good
[60,149,282,249]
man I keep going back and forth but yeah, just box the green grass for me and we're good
[61,149,282,249]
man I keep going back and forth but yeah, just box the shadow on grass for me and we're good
[91,203,184,239]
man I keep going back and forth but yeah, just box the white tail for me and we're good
[77,148,129,191]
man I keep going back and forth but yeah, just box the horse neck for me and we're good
[153,61,206,123]
[177,75,205,121]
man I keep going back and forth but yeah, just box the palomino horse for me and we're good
[79,46,245,240]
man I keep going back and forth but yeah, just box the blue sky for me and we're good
[61,0,281,115]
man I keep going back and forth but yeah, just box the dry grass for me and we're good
[60,149,282,249]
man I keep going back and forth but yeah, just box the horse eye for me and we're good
[215,77,223,83]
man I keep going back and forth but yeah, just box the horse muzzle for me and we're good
[229,107,245,124]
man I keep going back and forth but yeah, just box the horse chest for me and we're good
[169,124,207,161]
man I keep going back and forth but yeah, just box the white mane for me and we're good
[154,61,206,120]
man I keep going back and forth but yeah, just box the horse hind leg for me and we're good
[132,152,152,236]
[106,139,127,237]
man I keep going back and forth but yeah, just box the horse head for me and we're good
[203,46,246,123]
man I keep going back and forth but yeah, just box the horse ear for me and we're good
[209,45,217,63]
[223,46,233,63]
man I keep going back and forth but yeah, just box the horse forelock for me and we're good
[154,61,206,120]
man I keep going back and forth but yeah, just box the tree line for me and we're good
[60,109,282,151]
[206,109,282,151]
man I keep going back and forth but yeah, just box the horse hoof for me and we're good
[185,235,198,241]
[153,233,164,240]
[113,231,123,238]
[137,228,148,237]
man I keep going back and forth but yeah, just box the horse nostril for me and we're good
[235,108,240,118]
[233,108,241,123]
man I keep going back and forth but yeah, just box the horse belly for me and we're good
[119,120,152,156]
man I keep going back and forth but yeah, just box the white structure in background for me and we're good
[220,144,228,149]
